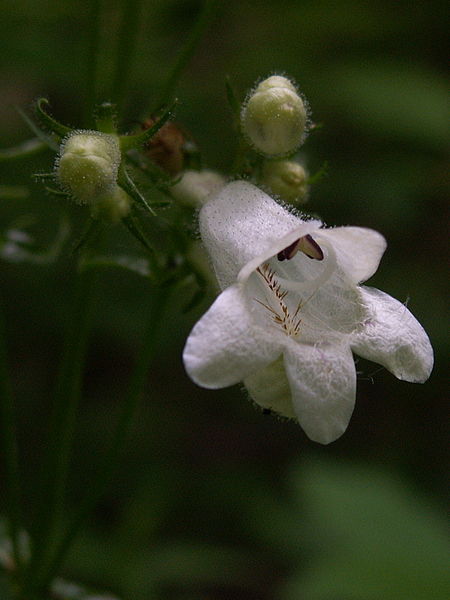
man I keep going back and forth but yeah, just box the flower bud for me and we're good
[56,131,121,204]
[261,160,308,203]
[90,185,131,223]
[171,169,226,207]
[241,75,308,157]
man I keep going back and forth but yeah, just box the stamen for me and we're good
[255,264,303,338]
[277,234,324,261]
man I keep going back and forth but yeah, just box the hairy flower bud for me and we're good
[262,160,308,203]
[91,185,131,222]
[241,75,308,156]
[56,131,121,204]
[171,169,226,207]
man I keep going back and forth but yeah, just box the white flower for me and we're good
[183,182,433,444]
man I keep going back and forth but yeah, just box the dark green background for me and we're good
[0,1,448,598]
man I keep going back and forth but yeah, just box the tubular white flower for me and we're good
[183,181,433,444]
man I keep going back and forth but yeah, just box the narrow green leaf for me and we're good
[44,187,70,198]
[35,98,71,138]
[119,101,177,152]
[156,0,220,107]
[118,166,156,215]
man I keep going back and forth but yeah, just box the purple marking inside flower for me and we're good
[277,234,324,261]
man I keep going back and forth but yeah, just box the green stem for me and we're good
[83,0,102,128]
[37,284,169,590]
[111,0,145,116]
[25,268,97,595]
[0,300,23,575]
[156,0,219,109]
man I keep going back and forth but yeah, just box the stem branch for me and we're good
[39,284,169,588]
[26,267,97,595]
[83,0,102,127]
[111,0,145,115]
[0,300,23,575]
[156,0,219,108]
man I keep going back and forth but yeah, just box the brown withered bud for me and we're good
[142,118,186,175]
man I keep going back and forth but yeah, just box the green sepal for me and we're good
[44,187,70,198]
[33,173,56,181]
[118,165,156,215]
[119,101,177,152]
[0,138,48,162]
[35,98,72,139]
[306,160,329,185]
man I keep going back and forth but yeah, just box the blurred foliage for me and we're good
[0,0,448,599]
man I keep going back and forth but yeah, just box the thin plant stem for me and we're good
[83,0,103,128]
[25,267,97,595]
[0,300,23,575]
[111,0,145,115]
[156,0,219,109]
[37,284,169,590]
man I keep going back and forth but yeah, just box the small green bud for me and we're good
[262,160,308,203]
[56,131,121,204]
[171,169,226,207]
[91,185,131,223]
[241,75,308,157]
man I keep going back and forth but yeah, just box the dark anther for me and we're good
[277,234,324,262]
[277,239,300,261]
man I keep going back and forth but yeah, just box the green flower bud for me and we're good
[262,160,308,204]
[171,169,226,207]
[241,75,308,157]
[56,131,121,204]
[91,185,131,223]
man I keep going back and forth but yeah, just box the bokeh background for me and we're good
[0,1,449,599]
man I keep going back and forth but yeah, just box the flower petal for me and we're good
[317,227,386,284]
[283,341,356,444]
[244,357,296,418]
[183,284,282,388]
[351,286,433,382]
[200,181,321,288]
